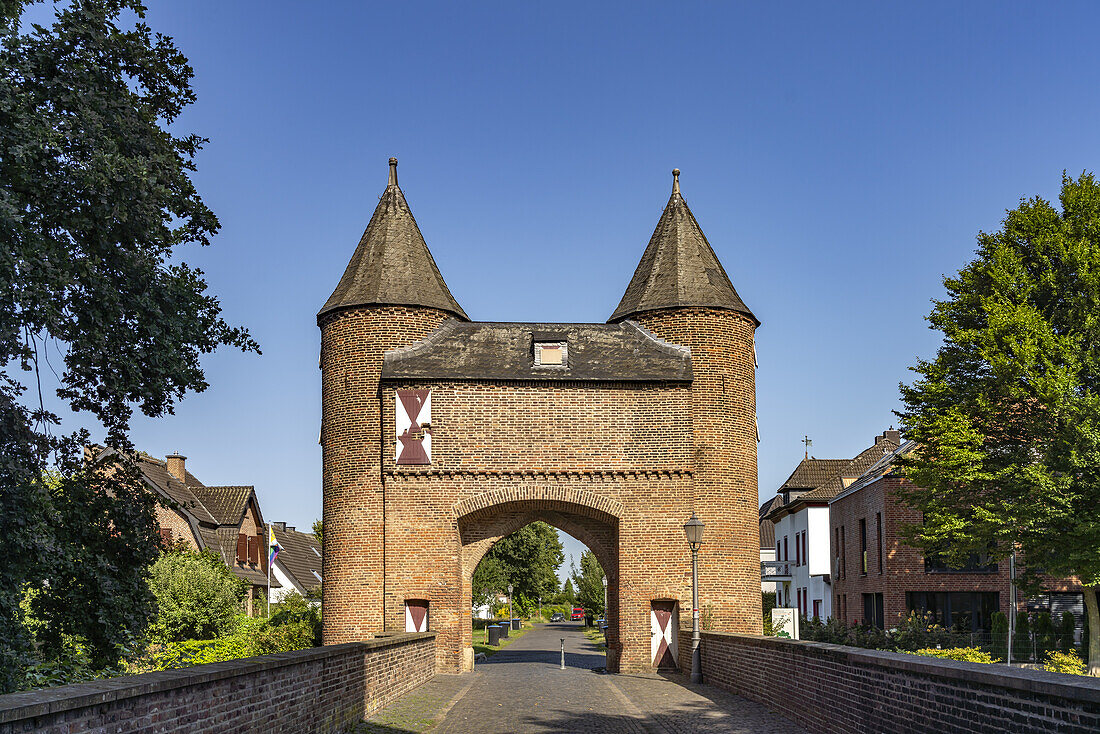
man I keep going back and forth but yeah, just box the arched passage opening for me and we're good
[455,494,620,672]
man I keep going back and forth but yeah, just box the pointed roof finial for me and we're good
[672,168,680,195]
[388,157,398,188]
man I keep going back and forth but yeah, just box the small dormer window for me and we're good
[535,341,567,367]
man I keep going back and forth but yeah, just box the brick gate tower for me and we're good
[319,161,760,673]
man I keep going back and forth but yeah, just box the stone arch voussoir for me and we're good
[452,486,624,523]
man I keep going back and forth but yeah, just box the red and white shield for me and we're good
[650,600,679,669]
[395,389,431,465]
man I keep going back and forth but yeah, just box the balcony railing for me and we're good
[761,560,793,581]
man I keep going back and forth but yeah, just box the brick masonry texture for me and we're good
[0,633,436,734]
[320,304,761,675]
[682,630,1100,734]
[830,475,1082,627]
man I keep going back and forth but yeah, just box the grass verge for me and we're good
[472,622,534,657]
[583,626,606,653]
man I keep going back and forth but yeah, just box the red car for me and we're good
[571,607,584,621]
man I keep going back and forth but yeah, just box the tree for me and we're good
[560,578,576,606]
[148,549,246,643]
[471,554,507,612]
[897,173,1100,674]
[312,520,323,546]
[991,611,1008,661]
[572,550,606,616]
[1059,611,1077,654]
[0,0,255,690]
[474,522,563,613]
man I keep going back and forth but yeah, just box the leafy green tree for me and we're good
[560,578,576,606]
[148,549,246,643]
[572,550,606,616]
[471,555,507,612]
[991,612,1009,661]
[0,0,255,690]
[897,173,1100,674]
[1035,612,1056,661]
[1013,611,1033,662]
[475,522,564,611]
[312,520,323,546]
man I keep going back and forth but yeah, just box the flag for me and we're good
[268,525,280,566]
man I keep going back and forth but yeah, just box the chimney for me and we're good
[875,430,902,446]
[166,453,187,482]
[274,522,286,532]
[287,526,296,533]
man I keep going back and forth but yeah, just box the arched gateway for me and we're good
[318,160,761,673]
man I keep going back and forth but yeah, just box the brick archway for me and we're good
[455,491,621,672]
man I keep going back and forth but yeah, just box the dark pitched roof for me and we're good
[189,486,254,525]
[832,440,917,503]
[759,497,781,548]
[273,525,322,593]
[609,170,757,324]
[382,319,692,382]
[318,159,467,322]
[800,437,901,502]
[132,454,218,525]
[778,458,848,492]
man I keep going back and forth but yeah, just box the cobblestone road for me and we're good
[361,623,806,733]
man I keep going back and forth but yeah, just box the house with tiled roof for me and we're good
[269,522,322,603]
[763,430,900,621]
[90,448,278,615]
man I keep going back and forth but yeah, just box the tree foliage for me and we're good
[897,172,1100,674]
[472,522,563,614]
[0,0,255,690]
[572,550,606,616]
[148,549,245,644]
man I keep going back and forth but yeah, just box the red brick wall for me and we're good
[694,632,1100,734]
[830,475,1082,627]
[321,304,760,674]
[636,308,761,635]
[0,634,436,733]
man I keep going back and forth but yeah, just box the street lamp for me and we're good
[602,575,608,621]
[507,583,513,629]
[684,513,705,684]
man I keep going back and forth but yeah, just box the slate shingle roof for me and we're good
[189,486,254,526]
[799,438,900,502]
[778,458,848,492]
[134,455,218,525]
[273,525,322,594]
[318,159,467,322]
[759,496,781,548]
[609,170,757,324]
[382,319,692,382]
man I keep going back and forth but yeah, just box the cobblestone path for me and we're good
[361,623,806,733]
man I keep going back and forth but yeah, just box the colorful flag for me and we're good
[268,525,280,565]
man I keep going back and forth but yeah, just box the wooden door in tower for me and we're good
[405,600,429,632]
[650,600,679,669]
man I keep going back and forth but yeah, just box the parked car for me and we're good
[571,607,584,621]
[550,612,565,622]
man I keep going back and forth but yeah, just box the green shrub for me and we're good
[892,611,950,652]
[990,612,1008,661]
[1013,612,1032,662]
[269,593,321,647]
[1043,650,1087,676]
[913,647,995,664]
[1058,612,1077,654]
[1034,612,1056,661]
[148,549,245,644]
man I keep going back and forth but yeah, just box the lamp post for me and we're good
[602,575,608,621]
[507,583,513,628]
[684,513,705,684]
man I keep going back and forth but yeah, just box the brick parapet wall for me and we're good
[691,631,1100,734]
[0,634,436,734]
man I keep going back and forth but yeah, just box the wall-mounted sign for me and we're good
[772,607,799,640]
[395,389,431,465]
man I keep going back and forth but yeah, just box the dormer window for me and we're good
[534,341,567,367]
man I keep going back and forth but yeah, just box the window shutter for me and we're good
[237,533,247,564]
[248,535,259,565]
[159,528,173,546]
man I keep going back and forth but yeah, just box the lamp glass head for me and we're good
[683,513,705,549]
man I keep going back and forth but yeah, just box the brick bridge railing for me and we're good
[680,630,1100,734]
[0,632,435,733]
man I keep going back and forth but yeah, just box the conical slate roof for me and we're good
[609,170,757,324]
[318,159,468,322]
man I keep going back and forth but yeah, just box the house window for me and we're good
[802,532,807,567]
[840,526,846,579]
[795,534,801,566]
[876,513,883,574]
[863,593,885,629]
[534,341,567,366]
[783,536,789,562]
[812,599,821,620]
[906,591,1000,632]
[236,533,247,564]
[859,519,867,575]
[247,535,259,565]
[924,552,997,574]
[159,528,173,546]
[405,599,429,632]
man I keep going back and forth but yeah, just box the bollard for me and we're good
[560,638,566,669]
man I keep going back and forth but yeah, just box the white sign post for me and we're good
[771,607,800,640]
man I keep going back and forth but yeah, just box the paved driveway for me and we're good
[362,622,806,733]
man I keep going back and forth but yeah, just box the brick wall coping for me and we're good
[0,632,436,725]
[703,632,1100,704]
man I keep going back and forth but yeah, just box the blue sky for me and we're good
[27,2,1100,579]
